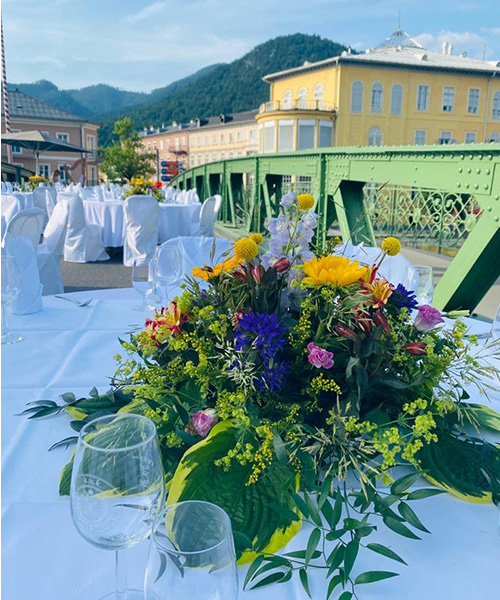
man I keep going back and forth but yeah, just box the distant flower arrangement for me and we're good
[28,175,49,189]
[123,177,162,201]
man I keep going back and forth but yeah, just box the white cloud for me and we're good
[123,1,167,23]
[415,29,488,57]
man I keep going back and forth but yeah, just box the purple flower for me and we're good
[257,362,289,392]
[301,212,318,230]
[390,284,418,310]
[414,305,444,332]
[235,312,287,361]
[191,409,218,437]
[307,342,334,369]
[280,191,297,207]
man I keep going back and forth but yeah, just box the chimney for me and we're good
[448,44,453,55]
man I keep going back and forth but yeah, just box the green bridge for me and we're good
[171,143,500,313]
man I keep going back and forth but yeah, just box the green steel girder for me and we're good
[172,144,500,312]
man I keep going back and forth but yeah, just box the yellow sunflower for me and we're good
[302,255,367,287]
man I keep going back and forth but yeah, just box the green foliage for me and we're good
[100,117,155,183]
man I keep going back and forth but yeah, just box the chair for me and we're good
[5,208,45,252]
[37,201,70,295]
[62,192,109,263]
[123,195,160,267]
[32,187,50,227]
[44,187,57,219]
[198,197,216,236]
[213,194,222,218]
[3,233,43,315]
[1,194,22,226]
[5,181,13,193]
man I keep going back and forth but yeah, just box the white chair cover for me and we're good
[3,234,43,315]
[44,187,57,219]
[1,216,6,241]
[1,194,22,225]
[213,194,222,217]
[165,186,174,203]
[337,242,413,288]
[81,187,95,200]
[156,236,232,278]
[62,193,109,263]
[37,201,70,295]
[123,195,160,267]
[32,187,50,227]
[94,187,104,202]
[1,182,6,193]
[198,197,216,236]
[5,182,13,193]
[5,208,45,252]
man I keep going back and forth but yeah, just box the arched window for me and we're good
[351,81,363,113]
[371,82,383,114]
[282,90,293,109]
[298,87,308,109]
[391,84,403,115]
[492,91,500,120]
[368,127,382,146]
[314,84,324,109]
[490,131,500,142]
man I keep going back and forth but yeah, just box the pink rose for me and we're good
[414,305,444,332]
[191,409,218,438]
[307,342,334,369]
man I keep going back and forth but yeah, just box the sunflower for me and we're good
[302,256,367,287]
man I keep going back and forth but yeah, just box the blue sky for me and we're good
[3,0,500,92]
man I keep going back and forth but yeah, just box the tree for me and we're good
[101,117,155,182]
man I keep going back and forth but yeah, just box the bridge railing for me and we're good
[171,143,500,312]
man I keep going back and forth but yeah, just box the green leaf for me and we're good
[299,568,311,598]
[326,574,343,600]
[338,592,353,600]
[305,528,321,566]
[462,403,500,433]
[304,493,322,526]
[249,570,290,589]
[330,491,343,528]
[390,472,423,495]
[406,488,446,501]
[284,550,321,560]
[383,516,421,540]
[60,392,76,403]
[326,544,345,576]
[343,539,359,579]
[243,555,265,589]
[290,491,310,519]
[270,503,300,522]
[59,452,75,496]
[325,528,346,541]
[366,543,407,565]
[318,475,332,509]
[48,436,78,451]
[355,571,399,584]
[398,502,430,533]
[272,429,288,464]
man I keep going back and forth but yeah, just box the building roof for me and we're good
[139,109,258,138]
[2,89,98,124]
[264,30,500,82]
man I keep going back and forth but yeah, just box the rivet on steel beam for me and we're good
[479,154,483,160]
[495,195,500,200]
[495,216,500,222]
[487,206,492,212]
[465,183,470,189]
[484,184,489,190]
[474,183,479,189]
[476,169,481,174]
[460,154,465,160]
[486,169,491,175]
[467,168,472,174]
[457,182,462,188]
[458,167,463,173]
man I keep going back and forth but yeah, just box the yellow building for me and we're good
[257,28,500,150]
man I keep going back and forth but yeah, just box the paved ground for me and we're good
[59,244,499,320]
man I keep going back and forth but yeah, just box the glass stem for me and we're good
[115,550,127,600]
[1,303,9,338]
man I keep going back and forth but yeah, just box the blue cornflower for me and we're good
[234,312,287,361]
[390,284,418,310]
[257,362,290,393]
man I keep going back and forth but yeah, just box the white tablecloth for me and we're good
[83,202,201,247]
[2,290,500,599]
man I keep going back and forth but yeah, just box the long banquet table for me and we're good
[83,201,201,247]
[2,288,500,599]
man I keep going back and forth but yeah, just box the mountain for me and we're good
[99,34,351,145]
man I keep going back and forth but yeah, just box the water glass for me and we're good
[407,265,434,306]
[144,501,238,600]
[154,246,182,305]
[71,414,165,600]
[491,302,500,339]
[132,261,153,311]
[1,255,23,344]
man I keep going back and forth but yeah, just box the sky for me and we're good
[3,0,500,93]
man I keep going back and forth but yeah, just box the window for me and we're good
[229,133,234,143]
[439,131,453,144]
[318,120,333,148]
[414,130,427,145]
[492,91,500,120]
[204,135,209,145]
[370,82,383,114]
[229,150,234,158]
[212,152,217,161]
[298,87,307,109]
[58,163,69,182]
[212,135,217,145]
[237,131,242,142]
[181,137,186,147]
[490,131,500,142]
[468,89,480,114]
[391,84,403,115]
[263,121,275,153]
[417,85,429,111]
[220,151,226,159]
[88,166,97,185]
[220,133,225,143]
[160,140,164,150]
[298,119,315,150]
[442,86,455,112]
[249,130,256,145]
[465,132,477,144]
[175,137,179,150]
[147,144,151,152]
[153,142,157,150]
[278,119,294,152]
[237,150,243,156]
[10,129,22,153]
[283,90,293,109]
[167,139,171,148]
[56,132,69,142]
[204,153,209,163]
[351,81,363,113]
[314,84,324,109]
[38,164,50,178]
[368,127,382,146]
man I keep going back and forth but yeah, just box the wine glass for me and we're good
[132,261,153,311]
[407,265,434,306]
[1,255,23,344]
[71,414,165,600]
[144,501,238,600]
[491,302,500,340]
[154,246,182,305]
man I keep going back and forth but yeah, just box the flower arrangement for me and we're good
[123,176,163,201]
[27,191,500,598]
[28,175,49,188]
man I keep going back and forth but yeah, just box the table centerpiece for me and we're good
[124,177,163,201]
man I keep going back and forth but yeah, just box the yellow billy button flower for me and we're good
[192,256,243,280]
[249,232,263,245]
[381,236,401,257]
[302,255,367,287]
[297,193,315,211]
[234,237,259,261]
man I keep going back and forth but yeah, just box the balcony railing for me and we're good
[259,100,337,114]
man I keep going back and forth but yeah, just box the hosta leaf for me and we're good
[167,421,301,564]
